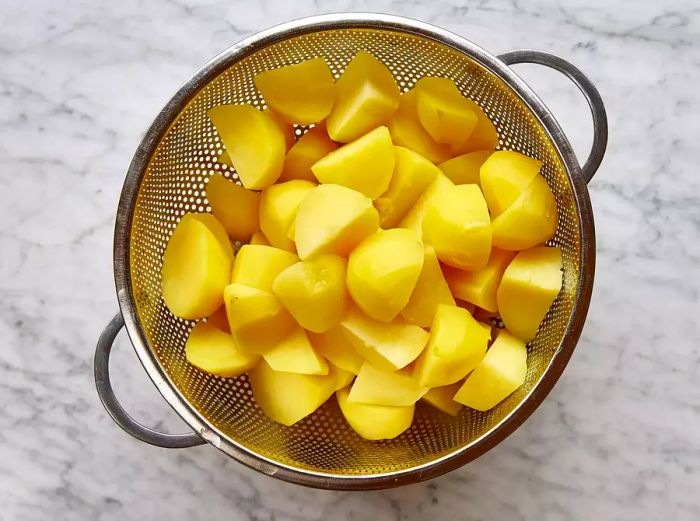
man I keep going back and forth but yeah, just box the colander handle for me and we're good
[498,49,608,184]
[94,312,207,449]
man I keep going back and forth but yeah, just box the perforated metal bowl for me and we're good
[94,13,607,490]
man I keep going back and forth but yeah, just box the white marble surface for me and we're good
[1,0,699,519]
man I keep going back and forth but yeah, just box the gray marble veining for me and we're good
[1,0,699,519]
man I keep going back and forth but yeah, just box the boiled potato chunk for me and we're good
[491,174,558,250]
[449,100,499,155]
[422,383,463,416]
[249,230,270,246]
[206,305,230,333]
[295,184,379,259]
[208,104,285,189]
[347,228,424,322]
[374,146,440,228]
[453,331,527,410]
[413,305,490,387]
[438,150,492,186]
[400,245,455,327]
[280,126,338,182]
[249,359,340,426]
[340,307,428,371]
[388,90,451,164]
[262,327,329,375]
[333,365,356,391]
[337,387,413,440]
[348,363,428,406]
[311,126,394,200]
[265,107,296,151]
[398,172,453,239]
[480,150,542,216]
[185,322,258,377]
[254,57,336,125]
[308,326,364,374]
[423,184,492,270]
[231,244,298,292]
[162,213,233,319]
[443,248,515,313]
[326,50,400,143]
[260,180,316,252]
[272,254,348,333]
[497,246,562,342]
[205,173,260,242]
[223,283,296,354]
[414,77,478,145]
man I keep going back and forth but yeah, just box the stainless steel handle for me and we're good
[94,312,206,448]
[498,49,608,184]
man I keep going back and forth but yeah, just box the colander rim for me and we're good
[113,12,595,490]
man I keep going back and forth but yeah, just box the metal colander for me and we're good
[94,14,607,490]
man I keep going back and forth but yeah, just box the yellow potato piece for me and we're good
[208,104,285,189]
[400,245,455,327]
[262,326,329,375]
[348,363,428,406]
[161,213,233,319]
[249,230,270,246]
[280,126,338,182]
[272,254,348,333]
[223,283,296,354]
[388,90,452,164]
[497,246,562,342]
[347,228,424,322]
[423,184,492,270]
[254,57,336,125]
[443,248,515,313]
[413,304,489,387]
[295,184,379,259]
[492,174,558,250]
[259,179,316,251]
[414,77,478,145]
[438,150,492,186]
[337,387,413,440]
[454,331,527,411]
[374,146,440,228]
[422,383,463,416]
[332,364,356,391]
[205,173,260,242]
[185,322,259,378]
[231,244,299,292]
[206,305,230,333]
[265,107,297,151]
[398,172,454,239]
[311,126,394,200]
[340,307,428,371]
[308,326,364,374]
[449,100,499,155]
[480,150,542,216]
[326,50,400,143]
[249,359,341,426]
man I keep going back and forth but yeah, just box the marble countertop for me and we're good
[1,0,699,519]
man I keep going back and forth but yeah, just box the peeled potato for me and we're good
[438,150,492,186]
[326,51,400,143]
[185,322,259,377]
[497,246,562,342]
[400,245,455,327]
[340,307,428,371]
[348,363,428,406]
[413,304,490,387]
[449,100,499,155]
[423,184,492,270]
[280,126,338,183]
[206,305,230,333]
[414,77,478,145]
[308,326,364,374]
[162,213,233,319]
[311,126,394,200]
[249,230,270,246]
[205,173,260,242]
[337,387,413,440]
[294,184,379,259]
[262,327,329,375]
[259,180,316,252]
[208,104,285,189]
[443,248,515,313]
[454,331,527,411]
[374,146,440,228]
[347,228,424,322]
[480,150,542,216]
[231,244,299,292]
[422,383,463,416]
[398,172,454,239]
[272,254,348,333]
[254,58,336,125]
